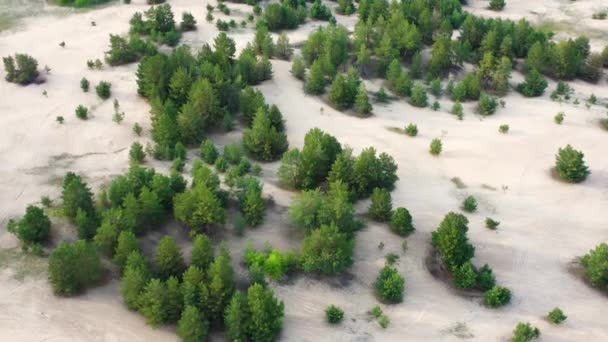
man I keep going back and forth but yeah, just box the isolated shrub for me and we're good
[405,124,418,137]
[376,87,388,103]
[512,322,540,342]
[580,243,608,289]
[301,224,354,274]
[129,142,146,164]
[454,262,477,289]
[154,235,186,279]
[547,307,567,324]
[485,218,500,230]
[462,195,477,213]
[477,264,496,291]
[318,305,342,327]
[484,286,511,308]
[369,188,392,222]
[431,212,474,271]
[48,240,102,296]
[180,12,197,31]
[80,77,89,92]
[75,105,89,120]
[430,79,443,97]
[390,207,414,236]
[2,53,39,85]
[378,315,390,329]
[499,124,509,134]
[554,112,565,124]
[9,205,51,247]
[375,265,405,303]
[489,0,505,11]
[555,145,590,183]
[478,93,498,115]
[451,102,464,119]
[430,138,442,156]
[95,81,112,99]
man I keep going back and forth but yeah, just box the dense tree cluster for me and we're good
[263,1,306,31]
[105,34,157,66]
[54,0,111,7]
[278,129,398,200]
[136,33,279,160]
[48,240,102,295]
[129,4,182,46]
[3,53,39,85]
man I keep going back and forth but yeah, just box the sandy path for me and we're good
[1,0,608,341]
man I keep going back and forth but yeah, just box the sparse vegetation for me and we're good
[555,145,590,183]
[462,196,478,213]
[325,305,344,324]
[511,322,540,342]
[547,307,567,324]
[430,138,442,156]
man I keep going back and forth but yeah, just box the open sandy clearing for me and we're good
[1,0,608,341]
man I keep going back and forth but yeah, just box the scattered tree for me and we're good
[554,145,590,183]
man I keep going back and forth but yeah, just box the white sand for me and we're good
[1,1,608,341]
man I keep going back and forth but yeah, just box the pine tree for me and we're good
[242,107,288,161]
[154,235,186,279]
[191,234,214,271]
[305,59,326,94]
[224,291,247,341]
[178,305,209,342]
[207,244,235,322]
[138,279,168,326]
[246,283,285,341]
[113,230,140,273]
[291,56,306,80]
[355,84,372,116]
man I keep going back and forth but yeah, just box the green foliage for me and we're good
[154,235,186,279]
[288,189,323,233]
[477,264,496,291]
[355,84,372,116]
[390,207,414,236]
[301,225,354,274]
[325,305,344,324]
[410,83,428,107]
[225,291,247,342]
[305,59,326,94]
[485,218,500,230]
[430,79,443,97]
[177,305,208,342]
[173,184,226,233]
[11,205,50,247]
[499,124,509,134]
[263,2,303,31]
[375,265,405,303]
[376,87,388,103]
[238,177,266,226]
[512,322,540,342]
[113,230,140,273]
[243,107,288,161]
[554,112,564,124]
[95,81,112,100]
[245,283,285,341]
[105,34,157,66]
[405,123,418,137]
[207,244,235,322]
[244,244,299,281]
[223,143,243,165]
[129,142,146,164]
[191,234,214,271]
[430,138,442,156]
[378,315,390,329]
[291,56,306,80]
[275,33,293,60]
[368,188,392,222]
[478,93,498,115]
[555,145,590,183]
[215,156,228,173]
[2,53,39,85]
[48,240,102,296]
[62,172,95,220]
[120,251,150,310]
[484,286,511,308]
[547,307,567,324]
[581,243,608,289]
[370,305,383,319]
[431,212,475,272]
[75,105,89,120]
[462,195,477,213]
[80,77,89,92]
[517,68,547,97]
[130,4,181,46]
[453,262,477,289]
[138,278,168,326]
[310,0,333,21]
[180,12,197,31]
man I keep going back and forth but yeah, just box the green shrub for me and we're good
[430,138,442,156]
[2,53,39,85]
[48,240,102,296]
[132,123,142,136]
[8,205,51,247]
[214,156,228,173]
[554,112,565,124]
[95,81,111,99]
[555,145,590,183]
[75,105,88,120]
[484,286,511,308]
[547,307,567,324]
[325,305,344,324]
[375,265,405,303]
[370,305,383,319]
[404,123,418,137]
[80,77,89,92]
[376,87,388,103]
[390,207,414,236]
[462,195,477,213]
[499,124,509,133]
[489,0,506,11]
[485,218,500,230]
[369,188,392,222]
[378,315,390,328]
[453,262,477,289]
[129,142,146,164]
[410,83,428,107]
[223,143,243,164]
[180,12,197,31]
[512,322,540,342]
[478,93,498,115]
[200,139,218,164]
[477,264,496,291]
[580,243,608,289]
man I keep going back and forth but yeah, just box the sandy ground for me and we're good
[1,0,608,341]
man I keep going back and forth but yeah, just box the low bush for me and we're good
[484,286,511,308]
[325,305,344,324]
[547,307,567,324]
